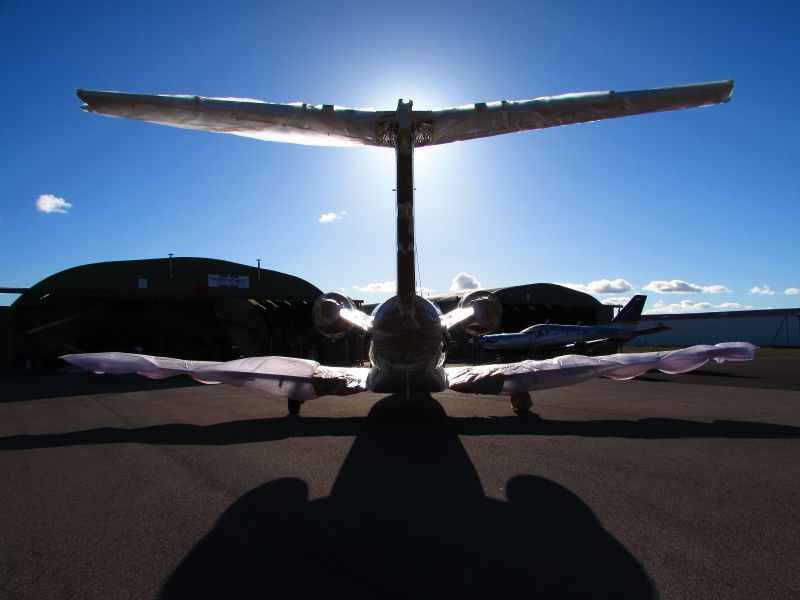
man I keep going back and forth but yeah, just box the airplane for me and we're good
[480,295,669,356]
[62,80,755,415]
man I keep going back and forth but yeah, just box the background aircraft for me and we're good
[63,81,755,414]
[481,295,669,356]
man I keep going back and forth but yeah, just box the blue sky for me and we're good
[1,0,798,314]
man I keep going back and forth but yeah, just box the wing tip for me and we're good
[719,79,735,103]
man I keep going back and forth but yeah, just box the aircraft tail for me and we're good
[76,80,733,150]
[612,295,647,323]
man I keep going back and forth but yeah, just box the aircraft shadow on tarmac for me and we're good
[634,369,761,385]
[2,400,799,451]
[6,395,799,598]
[0,373,202,403]
[159,395,656,599]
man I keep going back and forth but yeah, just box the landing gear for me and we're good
[287,398,302,416]
[510,392,533,415]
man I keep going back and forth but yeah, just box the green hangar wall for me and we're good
[10,257,324,367]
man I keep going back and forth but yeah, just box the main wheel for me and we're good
[510,392,533,414]
[287,398,302,416]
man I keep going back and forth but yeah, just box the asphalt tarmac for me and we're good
[1,356,798,599]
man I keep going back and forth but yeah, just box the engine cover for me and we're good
[312,292,356,340]
[458,290,502,337]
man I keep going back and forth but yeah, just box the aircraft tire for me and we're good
[287,398,302,416]
[510,392,533,414]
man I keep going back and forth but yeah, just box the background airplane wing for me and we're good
[419,80,733,146]
[77,90,391,147]
[445,342,756,395]
[61,352,369,400]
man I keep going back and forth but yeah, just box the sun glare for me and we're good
[351,73,465,112]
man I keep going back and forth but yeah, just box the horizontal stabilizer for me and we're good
[77,80,733,149]
[633,324,671,336]
[421,81,733,146]
[77,89,390,147]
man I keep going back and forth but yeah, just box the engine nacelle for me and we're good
[312,292,356,340]
[458,290,502,337]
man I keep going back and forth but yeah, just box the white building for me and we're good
[629,308,800,348]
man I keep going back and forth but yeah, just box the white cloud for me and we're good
[449,272,482,292]
[556,278,633,295]
[702,285,732,294]
[644,300,710,314]
[644,280,702,293]
[319,211,346,223]
[785,288,800,295]
[36,194,72,214]
[644,299,744,315]
[602,296,632,306]
[587,278,633,294]
[643,279,731,294]
[749,285,775,296]
[353,281,396,293]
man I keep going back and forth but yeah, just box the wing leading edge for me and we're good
[77,80,732,149]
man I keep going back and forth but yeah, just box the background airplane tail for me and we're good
[612,295,647,323]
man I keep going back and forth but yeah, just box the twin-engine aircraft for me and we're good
[481,295,669,356]
[62,81,755,414]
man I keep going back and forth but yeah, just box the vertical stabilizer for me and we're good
[395,100,416,312]
[612,295,647,323]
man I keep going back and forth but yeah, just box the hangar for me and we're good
[1,259,613,370]
[2,258,326,369]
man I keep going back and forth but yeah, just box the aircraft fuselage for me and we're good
[367,295,448,393]
[482,323,637,351]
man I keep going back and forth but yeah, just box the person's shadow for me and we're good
[160,394,655,599]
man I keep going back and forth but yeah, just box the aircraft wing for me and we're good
[61,352,369,400]
[78,80,732,148]
[446,342,756,395]
[417,80,733,146]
